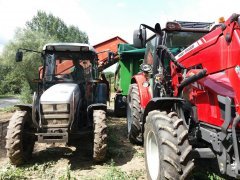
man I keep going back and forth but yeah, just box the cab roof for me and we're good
[43,43,96,53]
[162,21,213,32]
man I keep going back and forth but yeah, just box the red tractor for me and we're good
[127,20,212,144]
[128,14,240,179]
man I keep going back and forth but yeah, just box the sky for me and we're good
[0,0,239,54]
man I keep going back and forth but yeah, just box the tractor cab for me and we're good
[41,43,98,87]
[133,21,212,97]
[138,21,212,68]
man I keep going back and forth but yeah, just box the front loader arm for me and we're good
[175,13,240,113]
[177,14,240,74]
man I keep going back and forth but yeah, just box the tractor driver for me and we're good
[71,59,86,104]
[71,60,85,82]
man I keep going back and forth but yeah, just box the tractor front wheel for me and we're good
[127,83,143,145]
[93,110,107,162]
[144,110,194,180]
[5,110,36,166]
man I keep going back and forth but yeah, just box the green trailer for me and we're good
[114,44,145,116]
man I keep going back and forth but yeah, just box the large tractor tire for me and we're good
[93,110,107,162]
[5,110,36,166]
[144,110,194,180]
[127,83,143,145]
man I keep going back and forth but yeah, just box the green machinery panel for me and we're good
[115,44,145,95]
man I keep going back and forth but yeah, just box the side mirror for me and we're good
[155,23,162,35]
[16,50,23,62]
[133,28,146,48]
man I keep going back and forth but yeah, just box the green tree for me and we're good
[65,25,88,43]
[0,11,89,95]
[26,11,88,43]
[0,29,57,93]
[20,81,32,104]
[0,64,13,94]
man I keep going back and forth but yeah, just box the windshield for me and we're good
[43,51,95,83]
[165,31,207,49]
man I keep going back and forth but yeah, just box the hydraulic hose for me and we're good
[177,69,207,96]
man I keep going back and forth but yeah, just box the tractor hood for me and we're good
[40,83,80,104]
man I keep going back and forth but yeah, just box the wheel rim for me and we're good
[146,130,159,180]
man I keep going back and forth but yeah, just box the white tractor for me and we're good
[6,43,108,165]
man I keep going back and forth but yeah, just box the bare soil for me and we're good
[0,105,146,179]
[0,112,13,160]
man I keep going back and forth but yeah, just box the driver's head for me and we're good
[72,60,80,67]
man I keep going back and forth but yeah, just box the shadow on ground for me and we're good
[17,107,137,171]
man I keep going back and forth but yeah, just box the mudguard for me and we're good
[131,73,152,109]
[14,104,32,112]
[143,97,184,124]
[14,104,40,129]
[87,103,107,112]
[87,103,107,121]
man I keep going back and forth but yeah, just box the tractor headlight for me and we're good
[56,104,69,112]
[143,81,150,87]
[42,104,53,112]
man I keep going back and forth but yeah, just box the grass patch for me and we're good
[207,173,225,180]
[0,95,17,99]
[102,160,144,180]
[0,164,27,180]
[192,170,225,180]
[0,161,70,180]
[103,165,128,179]
[58,165,77,180]
[133,151,144,158]
[128,169,145,179]
[0,106,17,112]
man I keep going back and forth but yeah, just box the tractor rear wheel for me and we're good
[127,83,143,145]
[93,110,107,162]
[5,110,36,166]
[144,110,194,180]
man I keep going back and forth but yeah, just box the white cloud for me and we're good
[0,0,36,41]
[116,2,126,8]
[0,0,94,44]
[0,0,240,50]
[0,0,128,46]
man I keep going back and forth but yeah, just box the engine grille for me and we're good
[41,103,70,128]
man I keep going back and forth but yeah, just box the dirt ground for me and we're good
[0,104,146,179]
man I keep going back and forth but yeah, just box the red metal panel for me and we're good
[132,73,152,109]
[174,16,240,127]
[94,36,128,64]
[178,19,240,75]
